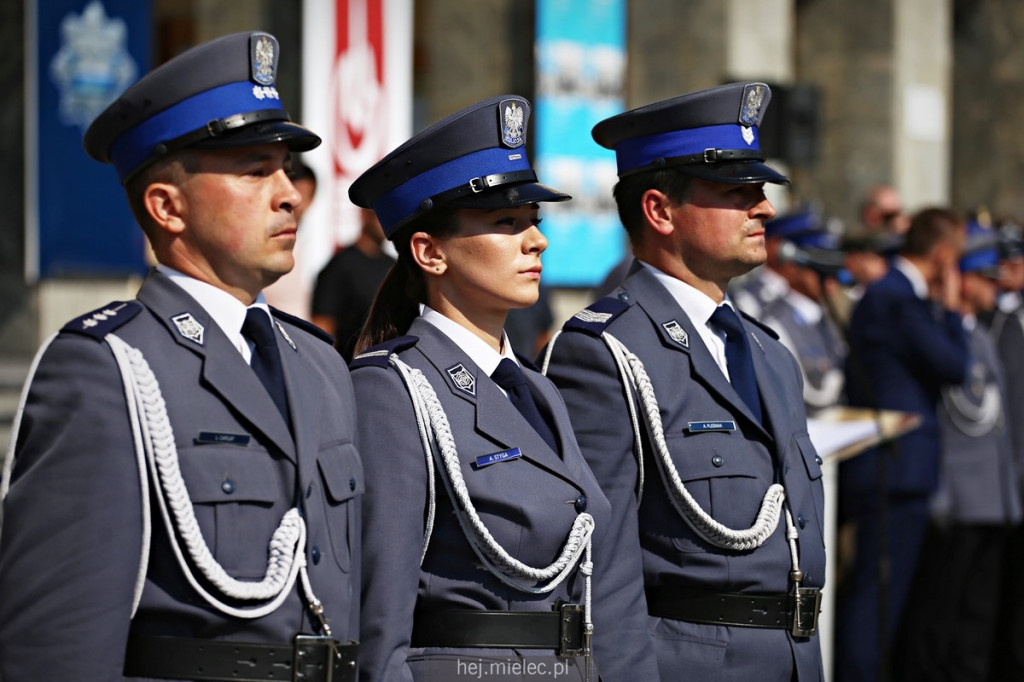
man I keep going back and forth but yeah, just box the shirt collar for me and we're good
[419,305,515,377]
[640,261,721,327]
[892,256,929,300]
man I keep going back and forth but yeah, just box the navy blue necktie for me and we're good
[491,358,559,454]
[242,308,291,426]
[711,305,763,424]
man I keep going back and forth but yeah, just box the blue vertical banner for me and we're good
[534,0,626,287]
[30,0,150,280]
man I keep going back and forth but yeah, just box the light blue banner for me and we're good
[534,0,626,288]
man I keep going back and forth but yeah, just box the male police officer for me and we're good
[542,83,827,681]
[0,32,361,681]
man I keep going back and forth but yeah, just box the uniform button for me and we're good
[574,494,588,513]
[311,546,321,565]
[711,455,724,467]
[349,478,357,492]
[815,455,823,465]
[618,291,631,303]
[797,514,806,529]
[306,484,313,498]
[221,479,235,494]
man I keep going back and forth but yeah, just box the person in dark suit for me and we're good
[542,83,827,681]
[0,33,361,681]
[896,221,1022,681]
[347,95,657,682]
[836,207,969,682]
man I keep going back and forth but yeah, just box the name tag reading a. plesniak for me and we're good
[475,447,523,468]
[686,421,736,433]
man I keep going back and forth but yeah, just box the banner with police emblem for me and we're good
[534,0,626,287]
[28,0,150,280]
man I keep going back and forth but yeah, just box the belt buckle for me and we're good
[292,635,357,682]
[558,603,585,657]
[791,587,822,638]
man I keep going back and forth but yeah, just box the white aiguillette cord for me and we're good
[104,333,332,633]
[388,353,595,672]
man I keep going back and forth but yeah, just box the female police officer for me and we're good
[347,96,657,682]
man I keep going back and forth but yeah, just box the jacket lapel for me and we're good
[137,272,296,460]
[410,319,574,478]
[625,269,770,437]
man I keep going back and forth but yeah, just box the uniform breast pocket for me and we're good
[316,441,364,573]
[178,446,289,578]
[663,432,762,553]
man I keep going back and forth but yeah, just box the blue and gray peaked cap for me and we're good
[349,95,571,238]
[84,31,320,183]
[593,82,789,185]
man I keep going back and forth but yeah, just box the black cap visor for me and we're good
[674,159,789,185]
[189,119,321,153]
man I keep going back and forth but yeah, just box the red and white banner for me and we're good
[267,0,411,317]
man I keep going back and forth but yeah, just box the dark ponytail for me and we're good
[354,208,459,355]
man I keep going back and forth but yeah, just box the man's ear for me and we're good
[640,188,676,237]
[143,183,187,236]
[410,231,448,276]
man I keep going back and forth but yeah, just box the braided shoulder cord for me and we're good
[601,332,785,551]
[105,334,327,625]
[942,382,1002,437]
[541,330,646,503]
[389,355,594,627]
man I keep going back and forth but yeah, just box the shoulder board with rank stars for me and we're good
[61,301,143,340]
[562,295,632,336]
[738,309,780,340]
[269,306,334,345]
[350,335,420,369]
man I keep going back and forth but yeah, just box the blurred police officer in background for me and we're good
[837,207,969,682]
[732,208,848,415]
[0,32,361,681]
[897,221,1021,681]
[348,95,656,682]
[542,82,827,681]
[985,220,1024,682]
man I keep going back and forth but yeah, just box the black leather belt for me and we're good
[647,584,822,637]
[123,633,358,682]
[411,604,586,657]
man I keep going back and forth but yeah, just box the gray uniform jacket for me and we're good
[351,318,657,682]
[0,270,362,681]
[932,319,1023,525]
[544,265,826,682]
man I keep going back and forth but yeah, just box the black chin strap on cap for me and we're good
[427,170,539,205]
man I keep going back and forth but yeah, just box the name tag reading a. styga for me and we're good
[475,447,523,468]
[686,421,737,433]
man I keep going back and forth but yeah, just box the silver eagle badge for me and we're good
[500,99,526,148]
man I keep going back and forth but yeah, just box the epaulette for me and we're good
[61,301,143,341]
[561,295,631,336]
[739,309,780,340]
[269,306,334,345]
[350,335,419,369]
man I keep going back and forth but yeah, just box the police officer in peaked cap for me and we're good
[0,32,361,681]
[543,83,828,681]
[731,209,848,414]
[347,95,658,682]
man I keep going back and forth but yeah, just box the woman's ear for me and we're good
[144,182,188,236]
[410,231,448,275]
